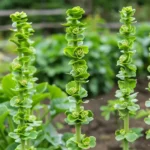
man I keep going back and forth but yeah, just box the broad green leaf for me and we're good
[115,135,124,141]
[0,85,9,103]
[131,128,143,138]
[50,98,73,118]
[146,133,150,139]
[145,101,150,107]
[26,131,38,140]
[66,81,78,96]
[127,104,140,111]
[32,83,50,107]
[48,85,67,99]
[89,136,96,148]
[148,66,150,72]
[36,82,48,93]
[146,130,150,139]
[125,132,138,142]
[0,104,9,128]
[118,79,136,93]
[144,117,150,125]
[32,93,50,107]
[2,74,17,98]
[135,109,148,119]
[6,143,18,150]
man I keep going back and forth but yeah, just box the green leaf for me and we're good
[148,66,150,72]
[125,132,138,142]
[47,84,73,118]
[78,87,88,98]
[6,143,18,150]
[51,98,73,118]
[118,79,136,94]
[66,6,85,19]
[145,101,150,107]
[135,109,148,119]
[131,128,143,138]
[0,104,9,129]
[127,104,140,111]
[48,84,67,99]
[32,82,50,107]
[64,47,74,58]
[36,82,48,93]
[146,130,150,139]
[67,139,82,150]
[144,117,150,125]
[115,134,124,141]
[66,81,78,96]
[25,131,38,140]
[32,93,50,107]
[2,74,17,98]
[89,136,96,148]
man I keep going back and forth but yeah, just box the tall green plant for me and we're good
[114,6,140,150]
[8,12,42,150]
[144,35,150,139]
[63,6,96,150]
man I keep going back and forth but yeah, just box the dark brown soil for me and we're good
[56,78,150,150]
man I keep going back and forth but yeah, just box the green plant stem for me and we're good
[21,140,25,150]
[0,144,4,150]
[41,106,49,120]
[0,129,8,145]
[76,102,81,142]
[75,82,81,142]
[27,140,30,148]
[21,119,26,150]
[76,123,81,142]
[8,115,14,132]
[123,113,129,150]
[27,109,30,148]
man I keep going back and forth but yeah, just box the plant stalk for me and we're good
[123,113,129,150]
[8,115,14,132]
[76,123,81,142]
[75,82,81,142]
[0,129,8,145]
[21,140,25,150]
[76,101,81,142]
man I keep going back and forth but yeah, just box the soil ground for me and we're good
[56,78,150,150]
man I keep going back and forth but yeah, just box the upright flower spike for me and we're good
[114,7,140,150]
[144,35,150,139]
[63,6,96,150]
[9,12,42,150]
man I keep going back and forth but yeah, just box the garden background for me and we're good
[0,0,150,150]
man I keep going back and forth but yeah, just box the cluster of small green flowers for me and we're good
[114,6,140,144]
[63,6,96,150]
[144,36,150,139]
[9,12,42,150]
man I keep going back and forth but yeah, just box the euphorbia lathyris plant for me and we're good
[63,6,96,150]
[9,12,42,150]
[144,35,150,139]
[114,6,140,150]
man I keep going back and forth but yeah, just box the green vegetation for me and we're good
[63,6,96,150]
[106,6,140,150]
[144,34,150,139]
[8,12,42,150]
[1,3,150,150]
[0,11,73,150]
[34,22,150,96]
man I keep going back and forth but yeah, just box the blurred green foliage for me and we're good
[0,74,73,149]
[93,0,150,21]
[0,0,150,29]
[0,0,68,9]
[0,16,150,96]
[33,15,150,96]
